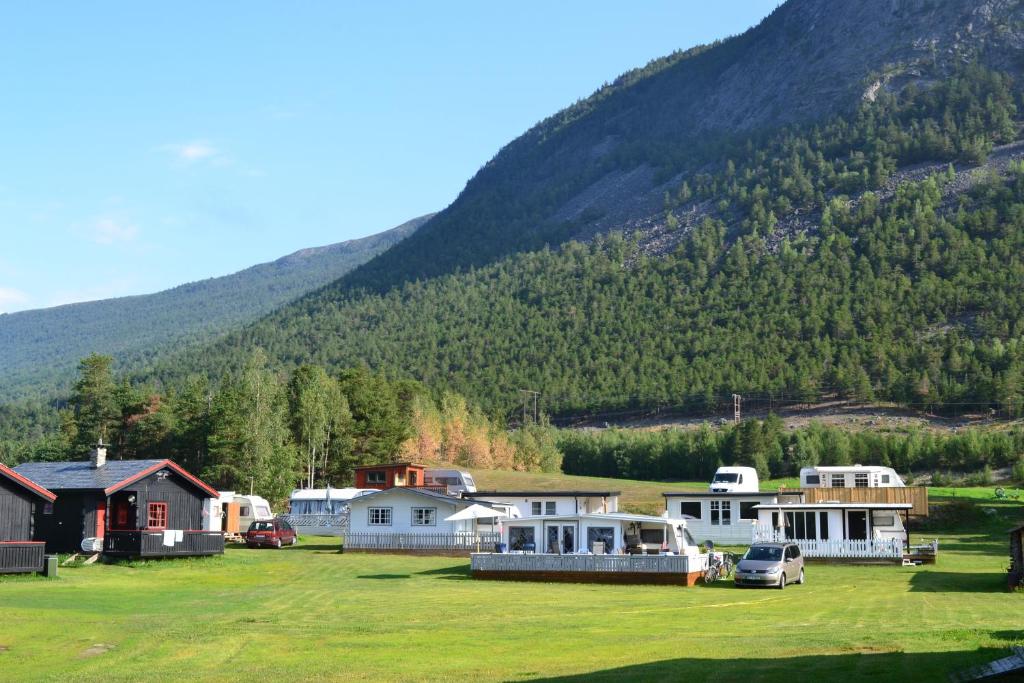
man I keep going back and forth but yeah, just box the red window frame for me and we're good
[147,502,168,530]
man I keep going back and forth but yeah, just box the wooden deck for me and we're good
[345,532,500,552]
[470,553,705,586]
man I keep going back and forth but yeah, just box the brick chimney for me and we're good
[90,439,107,469]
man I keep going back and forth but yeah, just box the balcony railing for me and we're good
[345,531,500,551]
[752,527,903,558]
[0,541,46,574]
[104,530,224,557]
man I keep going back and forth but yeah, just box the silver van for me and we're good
[734,542,805,589]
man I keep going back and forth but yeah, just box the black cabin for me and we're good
[0,462,56,573]
[14,445,223,558]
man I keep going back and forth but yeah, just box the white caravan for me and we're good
[284,487,376,537]
[204,491,273,533]
[424,469,477,494]
[800,465,905,489]
[709,466,760,493]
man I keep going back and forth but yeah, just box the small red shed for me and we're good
[354,463,427,490]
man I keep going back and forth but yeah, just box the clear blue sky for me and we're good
[0,1,779,313]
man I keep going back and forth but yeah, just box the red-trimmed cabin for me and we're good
[354,462,427,490]
[0,463,56,573]
[13,445,223,558]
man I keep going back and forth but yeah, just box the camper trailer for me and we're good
[424,469,477,494]
[205,492,273,535]
[283,487,375,536]
[709,466,759,493]
[800,465,905,489]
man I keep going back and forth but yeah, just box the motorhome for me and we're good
[424,469,477,494]
[800,465,905,489]
[709,466,759,493]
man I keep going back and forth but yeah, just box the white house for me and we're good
[468,490,620,519]
[498,511,697,555]
[346,487,500,551]
[662,491,805,545]
[752,501,912,559]
[800,465,906,488]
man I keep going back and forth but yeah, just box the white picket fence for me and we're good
[752,528,903,558]
[345,531,501,550]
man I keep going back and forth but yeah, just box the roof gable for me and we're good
[13,459,218,498]
[0,463,56,502]
[350,487,471,507]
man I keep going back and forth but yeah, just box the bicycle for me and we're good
[703,551,736,583]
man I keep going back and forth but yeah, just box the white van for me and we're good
[709,466,760,493]
[424,469,477,494]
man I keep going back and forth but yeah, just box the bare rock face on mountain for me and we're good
[342,0,1024,293]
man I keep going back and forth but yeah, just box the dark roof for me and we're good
[662,491,804,498]
[470,490,621,498]
[349,487,471,506]
[0,463,56,502]
[13,459,218,497]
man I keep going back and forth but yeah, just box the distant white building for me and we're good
[467,490,620,519]
[800,465,905,489]
[753,501,912,560]
[662,491,804,545]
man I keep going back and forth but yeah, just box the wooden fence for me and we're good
[345,531,501,551]
[780,486,929,517]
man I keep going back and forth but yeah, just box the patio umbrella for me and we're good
[444,504,508,552]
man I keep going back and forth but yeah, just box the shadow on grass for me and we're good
[909,570,1007,593]
[526,648,1020,682]
[357,574,411,580]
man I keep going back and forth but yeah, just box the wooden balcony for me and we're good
[0,541,46,574]
[104,530,224,558]
[470,552,706,586]
[345,531,500,552]
[780,485,929,517]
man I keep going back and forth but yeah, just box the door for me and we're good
[561,525,576,554]
[847,510,868,541]
[95,500,107,538]
[546,525,560,553]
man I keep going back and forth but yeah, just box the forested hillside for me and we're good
[145,67,1024,419]
[0,215,430,401]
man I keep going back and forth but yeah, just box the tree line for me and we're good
[0,352,561,503]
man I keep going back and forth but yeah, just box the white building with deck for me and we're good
[752,501,913,560]
[662,490,805,546]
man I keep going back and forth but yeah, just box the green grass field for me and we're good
[2,485,1022,682]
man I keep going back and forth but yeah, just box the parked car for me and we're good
[245,518,297,549]
[734,542,804,589]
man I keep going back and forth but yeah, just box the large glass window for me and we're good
[368,507,392,525]
[739,501,759,520]
[679,501,701,518]
[586,527,614,553]
[509,526,535,551]
[819,512,829,539]
[411,507,435,526]
[784,511,819,540]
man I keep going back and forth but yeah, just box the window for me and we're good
[739,501,759,520]
[545,501,557,515]
[408,471,418,486]
[147,502,168,530]
[710,500,731,526]
[805,474,821,486]
[255,506,271,517]
[790,545,801,558]
[881,474,890,484]
[239,506,250,517]
[784,511,818,540]
[509,526,535,551]
[42,502,54,515]
[819,512,829,539]
[854,473,869,488]
[411,507,436,526]
[531,502,542,516]
[737,474,744,484]
[368,507,392,525]
[830,474,846,488]
[679,501,701,518]
[873,514,895,527]
[586,527,614,553]
[366,470,386,485]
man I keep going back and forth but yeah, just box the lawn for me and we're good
[1,488,1022,682]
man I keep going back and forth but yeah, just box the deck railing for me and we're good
[0,541,46,573]
[279,513,349,534]
[345,531,500,550]
[752,527,903,558]
[104,530,225,557]
[471,552,699,574]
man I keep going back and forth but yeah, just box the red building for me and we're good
[354,463,427,490]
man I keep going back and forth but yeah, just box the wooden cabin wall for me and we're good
[134,472,204,530]
[0,478,35,541]
[33,493,100,553]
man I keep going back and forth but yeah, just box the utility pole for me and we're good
[520,389,540,427]
[733,394,742,424]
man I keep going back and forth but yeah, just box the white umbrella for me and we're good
[444,504,508,521]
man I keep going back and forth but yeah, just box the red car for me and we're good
[245,518,297,548]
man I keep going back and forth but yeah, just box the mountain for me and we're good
[0,215,432,400]
[131,0,1024,419]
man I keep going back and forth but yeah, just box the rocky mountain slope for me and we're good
[0,214,432,400]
